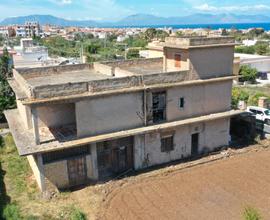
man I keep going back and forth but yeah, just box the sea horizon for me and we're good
[98,22,270,30]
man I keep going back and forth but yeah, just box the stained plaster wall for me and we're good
[37,103,76,128]
[43,154,93,189]
[76,92,144,137]
[166,80,232,122]
[165,46,234,79]
[134,118,230,169]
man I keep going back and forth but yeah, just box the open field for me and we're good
[1,133,270,219]
[99,144,270,220]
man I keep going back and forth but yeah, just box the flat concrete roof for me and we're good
[5,108,242,156]
[22,75,237,106]
[119,61,163,75]
[26,69,112,88]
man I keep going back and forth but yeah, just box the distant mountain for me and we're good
[1,13,270,27]
[0,15,98,26]
[114,13,270,26]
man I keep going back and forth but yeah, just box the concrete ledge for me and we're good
[22,75,237,106]
[5,109,242,156]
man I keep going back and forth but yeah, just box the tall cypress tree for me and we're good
[0,48,15,122]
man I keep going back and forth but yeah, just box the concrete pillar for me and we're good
[31,106,40,145]
[36,154,46,192]
[91,143,99,180]
[134,135,145,170]
[258,97,269,108]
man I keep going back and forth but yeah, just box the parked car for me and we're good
[246,106,270,125]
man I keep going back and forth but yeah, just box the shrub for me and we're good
[243,207,261,220]
[3,203,21,220]
[231,87,249,109]
[248,92,270,106]
[239,65,258,83]
[70,208,87,220]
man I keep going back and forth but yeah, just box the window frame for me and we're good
[179,97,185,109]
[160,134,174,153]
[152,91,167,123]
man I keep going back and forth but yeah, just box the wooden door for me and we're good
[175,54,181,68]
[67,156,87,187]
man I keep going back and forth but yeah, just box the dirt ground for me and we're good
[88,142,270,220]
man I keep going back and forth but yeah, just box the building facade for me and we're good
[16,22,41,38]
[6,36,240,192]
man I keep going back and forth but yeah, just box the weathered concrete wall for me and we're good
[44,160,69,189]
[134,118,230,168]
[76,93,144,137]
[27,155,44,190]
[114,67,135,77]
[166,80,232,122]
[33,82,88,99]
[164,48,190,73]
[189,46,234,79]
[18,64,92,79]
[93,62,114,76]
[164,46,234,80]
[102,57,162,68]
[17,99,32,129]
[37,103,76,128]
[43,154,94,189]
[13,69,32,97]
[165,36,235,47]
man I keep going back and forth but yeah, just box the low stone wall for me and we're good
[101,57,162,68]
[165,37,235,47]
[17,64,92,79]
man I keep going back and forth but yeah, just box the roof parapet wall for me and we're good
[165,36,235,47]
[33,70,190,98]
[16,64,92,79]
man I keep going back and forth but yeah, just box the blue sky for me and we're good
[0,0,270,21]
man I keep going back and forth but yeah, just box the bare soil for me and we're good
[94,141,270,220]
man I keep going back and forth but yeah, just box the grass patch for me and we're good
[0,134,87,220]
[59,205,87,220]
[243,206,262,220]
[3,203,21,220]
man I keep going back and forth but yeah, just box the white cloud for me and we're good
[61,0,72,4]
[194,3,270,12]
[48,0,72,5]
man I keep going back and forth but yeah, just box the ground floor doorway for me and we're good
[67,156,87,187]
[97,137,134,179]
[191,133,199,156]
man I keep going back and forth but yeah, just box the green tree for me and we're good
[235,46,256,54]
[239,65,258,83]
[127,48,140,59]
[0,48,16,121]
[255,41,269,55]
[231,87,249,109]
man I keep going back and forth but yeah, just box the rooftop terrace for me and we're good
[12,58,193,102]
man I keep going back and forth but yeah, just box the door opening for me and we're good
[191,133,199,156]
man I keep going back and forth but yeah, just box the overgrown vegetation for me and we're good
[239,65,258,84]
[34,28,170,63]
[0,134,87,219]
[0,48,16,122]
[243,207,262,220]
[231,87,270,109]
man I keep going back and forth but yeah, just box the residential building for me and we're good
[6,36,240,192]
[15,22,41,38]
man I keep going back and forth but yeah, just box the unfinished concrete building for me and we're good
[6,36,241,192]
